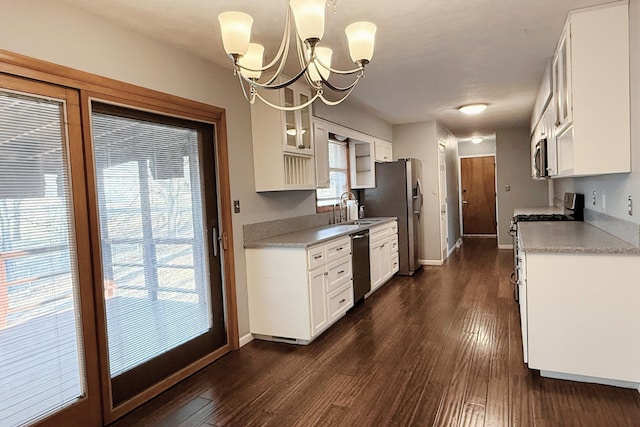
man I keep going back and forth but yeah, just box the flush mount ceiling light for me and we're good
[218,0,377,111]
[458,103,488,115]
[471,136,484,144]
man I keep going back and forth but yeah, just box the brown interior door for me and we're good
[461,156,497,235]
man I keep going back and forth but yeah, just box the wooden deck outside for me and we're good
[0,297,205,426]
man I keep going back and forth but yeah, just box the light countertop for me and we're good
[513,206,563,216]
[244,217,397,249]
[518,221,640,254]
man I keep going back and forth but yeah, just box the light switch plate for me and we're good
[234,200,240,213]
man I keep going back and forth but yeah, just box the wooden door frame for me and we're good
[0,49,239,424]
[457,154,498,237]
[437,142,449,262]
[0,72,103,427]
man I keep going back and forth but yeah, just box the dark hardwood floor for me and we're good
[112,238,640,426]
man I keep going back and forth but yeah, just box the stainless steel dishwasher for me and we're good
[350,230,371,303]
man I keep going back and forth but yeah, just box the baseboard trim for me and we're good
[239,333,254,347]
[498,244,514,250]
[447,245,456,257]
[420,259,443,266]
[540,370,640,390]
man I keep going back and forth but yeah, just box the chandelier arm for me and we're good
[296,33,321,89]
[319,73,362,92]
[254,90,321,111]
[261,4,292,71]
[314,57,365,75]
[239,62,312,90]
[263,17,291,85]
[318,84,360,106]
[237,73,255,104]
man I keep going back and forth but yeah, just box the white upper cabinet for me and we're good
[552,3,630,177]
[283,85,313,155]
[250,80,316,192]
[313,118,384,190]
[374,140,393,162]
[349,139,375,189]
[552,27,572,133]
[313,119,330,189]
[530,59,552,134]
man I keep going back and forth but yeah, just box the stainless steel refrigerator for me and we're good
[361,159,423,275]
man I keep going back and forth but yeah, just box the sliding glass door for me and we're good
[89,103,226,406]
[0,78,100,425]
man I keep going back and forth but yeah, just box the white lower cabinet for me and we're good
[309,267,329,336]
[369,221,399,293]
[246,236,353,344]
[521,251,640,384]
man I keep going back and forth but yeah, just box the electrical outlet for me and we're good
[233,200,240,213]
[628,196,633,216]
[592,191,596,206]
[505,184,511,192]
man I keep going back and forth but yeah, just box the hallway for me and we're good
[114,238,640,426]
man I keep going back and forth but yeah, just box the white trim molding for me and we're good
[498,244,514,250]
[420,259,443,266]
[239,333,254,347]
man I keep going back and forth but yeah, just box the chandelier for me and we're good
[218,0,377,111]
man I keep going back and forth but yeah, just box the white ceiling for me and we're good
[62,0,614,138]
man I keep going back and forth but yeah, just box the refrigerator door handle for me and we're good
[414,178,424,218]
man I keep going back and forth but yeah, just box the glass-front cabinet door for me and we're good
[282,84,313,155]
[553,25,572,131]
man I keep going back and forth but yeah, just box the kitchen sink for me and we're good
[345,218,386,225]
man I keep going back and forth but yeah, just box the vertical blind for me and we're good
[0,91,85,426]
[91,110,213,378]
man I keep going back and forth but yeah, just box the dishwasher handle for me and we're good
[352,234,368,240]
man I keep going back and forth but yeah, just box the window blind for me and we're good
[91,109,212,379]
[0,91,84,426]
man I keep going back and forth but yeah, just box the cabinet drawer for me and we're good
[326,236,351,262]
[327,256,352,293]
[391,252,399,274]
[370,224,389,243]
[328,282,354,321]
[307,245,326,270]
[390,235,399,253]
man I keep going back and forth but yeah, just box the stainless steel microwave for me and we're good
[533,138,549,178]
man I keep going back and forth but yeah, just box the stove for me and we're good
[509,193,584,303]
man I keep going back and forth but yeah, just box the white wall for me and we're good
[553,0,640,224]
[0,0,394,339]
[495,128,549,246]
[458,137,497,157]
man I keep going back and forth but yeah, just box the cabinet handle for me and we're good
[339,298,346,304]
[338,270,345,274]
[336,247,343,251]
[314,255,322,260]
[381,244,385,248]
[324,272,328,276]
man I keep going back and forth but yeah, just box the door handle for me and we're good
[212,227,218,257]
[462,201,468,204]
